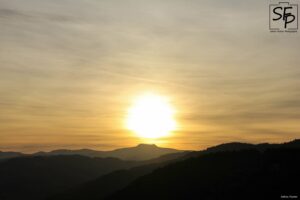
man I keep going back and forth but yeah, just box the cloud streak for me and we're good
[0,0,299,152]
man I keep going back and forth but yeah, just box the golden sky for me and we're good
[0,0,299,152]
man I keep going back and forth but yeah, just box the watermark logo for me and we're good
[269,2,298,32]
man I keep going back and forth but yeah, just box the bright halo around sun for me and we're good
[126,93,177,139]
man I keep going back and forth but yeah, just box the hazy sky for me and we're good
[0,0,299,152]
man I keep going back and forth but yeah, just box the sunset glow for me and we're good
[126,93,176,139]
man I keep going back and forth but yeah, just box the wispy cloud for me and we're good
[0,0,299,152]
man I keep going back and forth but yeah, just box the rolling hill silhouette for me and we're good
[0,151,25,161]
[1,140,299,200]
[0,144,184,200]
[0,155,143,200]
[33,144,181,161]
[49,139,300,200]
[48,151,189,200]
[108,140,300,200]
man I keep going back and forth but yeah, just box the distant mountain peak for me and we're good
[28,143,180,161]
[136,144,158,148]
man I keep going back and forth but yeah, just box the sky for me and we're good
[0,0,299,153]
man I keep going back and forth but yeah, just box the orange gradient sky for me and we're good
[0,0,299,153]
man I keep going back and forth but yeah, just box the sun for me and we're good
[126,93,177,139]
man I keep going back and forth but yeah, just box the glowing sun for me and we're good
[126,93,177,139]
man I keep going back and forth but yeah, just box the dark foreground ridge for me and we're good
[109,148,300,200]
[51,139,300,200]
[0,139,299,200]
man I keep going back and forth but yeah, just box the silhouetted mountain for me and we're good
[49,163,162,200]
[2,140,299,200]
[49,151,189,200]
[50,139,300,200]
[185,139,300,159]
[282,139,300,147]
[0,151,24,161]
[109,147,300,200]
[34,144,181,161]
[0,155,140,200]
[206,142,256,152]
[102,144,182,161]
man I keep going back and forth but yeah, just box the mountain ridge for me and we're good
[108,141,300,200]
[2,139,299,161]
[0,143,182,161]
[49,139,300,200]
[33,143,182,161]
